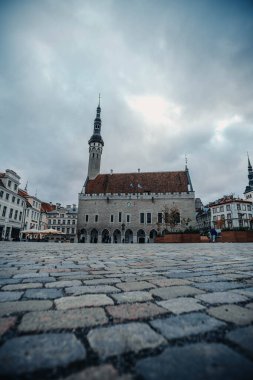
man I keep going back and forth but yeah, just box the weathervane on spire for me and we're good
[98,93,101,107]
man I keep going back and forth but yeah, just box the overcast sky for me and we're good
[0,0,253,206]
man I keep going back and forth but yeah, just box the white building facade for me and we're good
[210,197,253,229]
[22,193,42,231]
[0,170,25,240]
[78,101,196,243]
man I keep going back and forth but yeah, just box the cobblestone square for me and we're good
[0,242,253,379]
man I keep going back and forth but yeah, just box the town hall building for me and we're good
[77,100,196,243]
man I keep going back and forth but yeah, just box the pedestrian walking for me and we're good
[210,227,217,242]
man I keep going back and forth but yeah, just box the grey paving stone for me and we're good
[19,307,108,331]
[106,302,168,322]
[115,281,156,292]
[226,326,253,354]
[14,272,49,278]
[111,291,153,304]
[45,280,82,288]
[24,288,63,299]
[135,343,253,380]
[151,285,204,300]
[87,322,166,359]
[196,291,249,305]
[0,291,23,302]
[157,297,206,314]
[148,278,192,287]
[232,287,253,299]
[0,279,21,285]
[0,333,86,375]
[62,364,133,380]
[22,277,56,283]
[65,285,121,295]
[2,283,43,291]
[0,300,53,316]
[55,294,114,310]
[208,304,253,325]
[194,281,246,292]
[83,278,120,285]
[188,275,228,283]
[150,312,226,339]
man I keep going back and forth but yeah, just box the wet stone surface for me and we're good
[0,242,253,379]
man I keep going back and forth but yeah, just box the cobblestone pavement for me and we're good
[0,242,253,380]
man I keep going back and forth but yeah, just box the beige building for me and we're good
[77,101,196,243]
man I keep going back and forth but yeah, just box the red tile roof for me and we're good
[41,202,56,212]
[18,189,28,197]
[85,171,189,194]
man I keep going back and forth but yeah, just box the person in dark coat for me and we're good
[210,227,218,242]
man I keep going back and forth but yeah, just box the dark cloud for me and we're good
[0,0,252,205]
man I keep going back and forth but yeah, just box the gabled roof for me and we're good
[41,202,56,213]
[18,189,28,197]
[85,171,190,194]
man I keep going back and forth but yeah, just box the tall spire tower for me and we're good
[87,95,104,179]
[244,153,253,199]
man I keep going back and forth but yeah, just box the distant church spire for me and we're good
[184,154,193,192]
[244,153,253,196]
[248,152,252,170]
[86,97,104,180]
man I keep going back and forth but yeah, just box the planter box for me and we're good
[221,230,253,243]
[155,233,200,243]
[200,236,209,243]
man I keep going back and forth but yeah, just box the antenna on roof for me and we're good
[185,154,188,170]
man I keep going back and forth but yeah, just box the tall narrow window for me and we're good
[119,212,122,223]
[95,215,98,222]
[140,213,144,223]
[110,214,114,223]
[126,214,130,223]
[147,212,151,224]
[85,215,89,222]
[158,213,163,223]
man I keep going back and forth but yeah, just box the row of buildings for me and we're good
[0,170,77,241]
[1,101,253,242]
